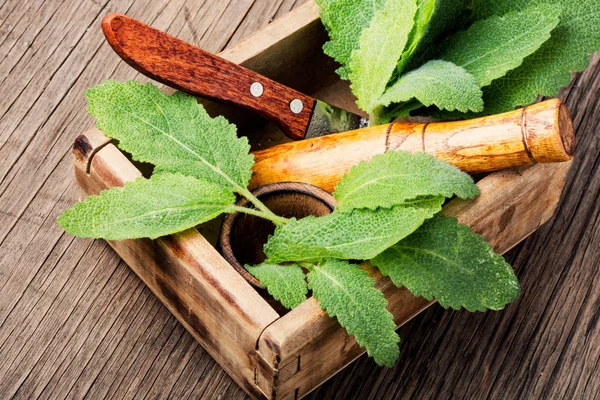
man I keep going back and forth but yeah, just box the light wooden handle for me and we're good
[250,99,575,192]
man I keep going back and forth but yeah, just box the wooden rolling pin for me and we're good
[250,99,574,192]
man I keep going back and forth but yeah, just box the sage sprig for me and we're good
[59,81,519,367]
[317,0,599,121]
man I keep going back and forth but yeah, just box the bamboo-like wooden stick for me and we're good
[250,99,575,192]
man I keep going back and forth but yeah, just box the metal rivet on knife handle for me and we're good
[290,99,304,114]
[250,82,264,97]
[102,13,322,141]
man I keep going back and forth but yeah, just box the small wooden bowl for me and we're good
[219,182,336,288]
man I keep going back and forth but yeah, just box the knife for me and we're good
[101,14,368,141]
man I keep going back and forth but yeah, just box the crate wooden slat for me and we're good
[74,128,280,398]
[72,2,573,399]
[253,162,570,399]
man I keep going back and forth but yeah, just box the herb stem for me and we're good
[235,187,289,225]
[228,205,290,226]
[368,106,387,126]
[299,262,315,271]
[383,100,422,121]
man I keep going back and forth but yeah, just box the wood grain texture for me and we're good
[253,160,570,399]
[70,6,572,399]
[102,12,316,140]
[0,1,598,399]
[73,122,570,399]
[251,99,574,192]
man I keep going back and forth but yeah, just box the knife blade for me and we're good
[101,14,368,140]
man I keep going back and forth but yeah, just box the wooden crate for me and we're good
[72,3,572,399]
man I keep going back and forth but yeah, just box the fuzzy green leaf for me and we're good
[469,0,541,20]
[403,0,473,72]
[334,151,479,211]
[396,0,437,74]
[371,216,520,312]
[246,263,308,309]
[349,0,418,114]
[317,0,386,79]
[470,0,600,113]
[85,81,254,191]
[378,60,483,113]
[58,174,235,240]
[308,259,399,367]
[440,4,561,87]
[264,197,444,263]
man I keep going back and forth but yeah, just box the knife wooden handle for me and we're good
[250,99,575,192]
[102,14,316,140]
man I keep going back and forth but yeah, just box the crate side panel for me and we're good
[257,161,572,399]
[73,131,280,399]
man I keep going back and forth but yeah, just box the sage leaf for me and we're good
[317,0,386,80]
[403,0,473,72]
[264,197,444,263]
[396,0,436,74]
[308,259,399,367]
[441,3,561,87]
[334,151,479,211]
[349,0,418,114]
[377,60,483,113]
[246,263,308,309]
[471,0,600,113]
[371,215,520,312]
[85,81,254,191]
[58,174,235,240]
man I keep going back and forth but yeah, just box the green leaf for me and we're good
[308,259,399,367]
[377,60,483,113]
[402,0,474,72]
[58,174,236,240]
[471,0,600,113]
[381,100,424,121]
[371,215,520,312]
[395,0,436,74]
[264,197,444,263]
[318,0,386,80]
[334,151,479,211]
[349,0,418,114]
[469,0,533,20]
[440,4,561,87]
[85,81,254,191]
[246,263,308,309]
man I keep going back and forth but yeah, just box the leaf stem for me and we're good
[299,262,315,271]
[228,205,290,226]
[383,100,422,121]
[368,106,387,126]
[235,187,289,225]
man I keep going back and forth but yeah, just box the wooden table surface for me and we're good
[1,1,599,399]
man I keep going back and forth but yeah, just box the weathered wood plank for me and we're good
[0,0,175,374]
[305,53,600,400]
[0,1,290,399]
[0,1,598,399]
[0,240,122,395]
[255,161,570,399]
[227,0,308,50]
[0,0,54,85]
